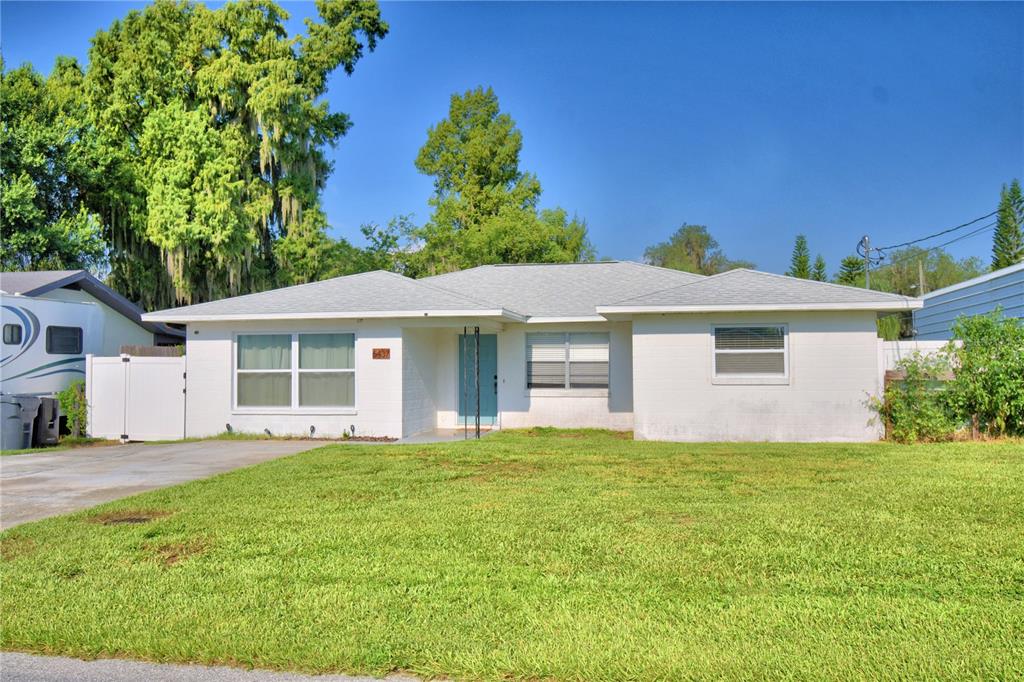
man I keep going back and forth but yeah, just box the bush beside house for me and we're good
[57,379,87,438]
[877,311,1024,442]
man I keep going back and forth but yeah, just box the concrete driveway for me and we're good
[0,653,417,682]
[1,440,321,530]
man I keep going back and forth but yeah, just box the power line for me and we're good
[879,221,997,267]
[874,210,998,251]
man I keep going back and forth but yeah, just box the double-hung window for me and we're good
[713,325,788,381]
[235,333,355,409]
[298,333,355,407]
[237,334,292,407]
[527,332,610,390]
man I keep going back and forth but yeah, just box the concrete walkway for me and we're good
[0,653,418,682]
[0,440,322,529]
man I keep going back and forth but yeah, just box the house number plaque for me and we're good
[372,348,391,360]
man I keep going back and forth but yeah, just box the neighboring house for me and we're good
[1,270,184,397]
[912,261,1024,340]
[143,262,921,442]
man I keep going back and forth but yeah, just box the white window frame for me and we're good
[711,324,789,386]
[525,331,610,397]
[232,331,357,414]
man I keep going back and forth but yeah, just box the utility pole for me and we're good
[918,259,926,296]
[860,235,871,290]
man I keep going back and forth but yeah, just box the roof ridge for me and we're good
[385,270,513,311]
[606,267,739,304]
[734,268,915,301]
[604,267,917,306]
[622,260,706,279]
[490,260,621,267]
[420,264,495,282]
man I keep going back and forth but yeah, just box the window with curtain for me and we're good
[713,326,787,377]
[527,332,610,389]
[298,333,354,407]
[236,334,291,407]
[235,333,356,409]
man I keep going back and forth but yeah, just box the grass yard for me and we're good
[2,430,1022,680]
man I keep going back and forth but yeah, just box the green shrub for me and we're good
[875,352,957,443]
[876,314,902,341]
[57,380,87,438]
[945,311,1024,437]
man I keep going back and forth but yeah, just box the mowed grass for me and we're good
[2,430,1022,680]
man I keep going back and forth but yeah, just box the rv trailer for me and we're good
[1,294,103,449]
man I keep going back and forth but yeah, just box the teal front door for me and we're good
[458,333,498,426]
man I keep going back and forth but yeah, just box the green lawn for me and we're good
[2,430,1022,680]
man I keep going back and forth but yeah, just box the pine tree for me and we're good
[786,235,811,279]
[811,254,827,281]
[992,179,1024,270]
[835,255,866,286]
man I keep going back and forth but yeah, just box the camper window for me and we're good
[46,326,83,355]
[2,324,22,345]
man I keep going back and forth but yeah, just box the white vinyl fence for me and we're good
[86,354,186,441]
[880,339,949,372]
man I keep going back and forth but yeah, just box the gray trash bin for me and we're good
[34,397,60,446]
[0,396,42,451]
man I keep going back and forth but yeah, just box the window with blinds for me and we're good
[713,326,787,377]
[527,332,610,389]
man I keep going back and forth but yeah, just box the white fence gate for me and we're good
[86,355,186,441]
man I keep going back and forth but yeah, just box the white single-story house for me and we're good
[143,262,922,442]
[912,261,1024,340]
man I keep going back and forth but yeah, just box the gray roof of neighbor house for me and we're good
[423,261,704,318]
[143,270,520,322]
[597,268,922,313]
[0,270,184,338]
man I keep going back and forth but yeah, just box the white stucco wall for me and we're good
[40,288,153,355]
[402,327,438,437]
[184,320,404,439]
[632,311,882,442]
[498,322,634,430]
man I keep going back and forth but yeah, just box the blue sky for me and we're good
[3,1,1022,274]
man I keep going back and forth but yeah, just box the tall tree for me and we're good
[835,255,866,287]
[786,234,811,279]
[405,86,592,276]
[0,58,107,271]
[642,224,753,275]
[79,0,388,306]
[992,179,1024,270]
[811,254,827,281]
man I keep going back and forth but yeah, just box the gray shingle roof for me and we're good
[423,261,704,318]
[599,268,921,311]
[142,263,921,323]
[144,270,513,321]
